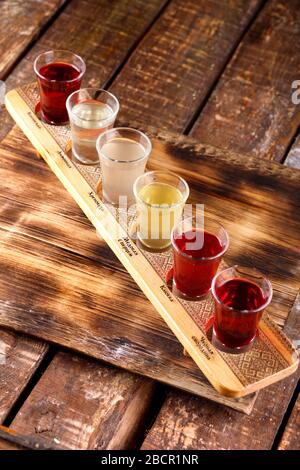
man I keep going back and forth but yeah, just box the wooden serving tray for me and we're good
[4,84,299,407]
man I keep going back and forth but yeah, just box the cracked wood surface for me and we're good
[0,330,47,423]
[278,390,300,450]
[0,0,66,429]
[0,0,168,141]
[10,352,155,450]
[0,0,66,78]
[191,0,300,162]
[109,0,263,132]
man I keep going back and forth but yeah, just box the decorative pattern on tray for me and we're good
[17,83,295,388]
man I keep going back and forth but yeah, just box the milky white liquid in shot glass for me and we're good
[99,137,148,205]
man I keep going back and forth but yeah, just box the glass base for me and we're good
[36,105,69,126]
[172,280,210,302]
[136,234,172,253]
[72,148,99,166]
[100,189,135,207]
[212,327,255,354]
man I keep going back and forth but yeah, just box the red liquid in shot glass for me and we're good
[38,62,82,124]
[173,229,224,298]
[213,278,266,349]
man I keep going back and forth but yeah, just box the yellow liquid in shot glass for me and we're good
[137,182,184,250]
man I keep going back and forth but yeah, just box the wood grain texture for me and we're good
[5,88,299,397]
[0,0,60,437]
[110,0,263,132]
[0,124,299,405]
[0,0,66,79]
[191,0,300,162]
[0,0,167,141]
[10,352,155,450]
[1,0,299,448]
[285,134,300,170]
[10,88,296,401]
[142,295,300,450]
[0,0,169,444]
[0,125,256,411]
[278,391,300,450]
[0,329,47,423]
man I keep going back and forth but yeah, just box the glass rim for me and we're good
[34,49,86,84]
[66,88,119,123]
[171,215,229,261]
[133,170,190,209]
[211,265,273,314]
[96,127,152,164]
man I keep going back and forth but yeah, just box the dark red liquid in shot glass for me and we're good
[214,278,266,349]
[173,229,224,298]
[37,62,82,124]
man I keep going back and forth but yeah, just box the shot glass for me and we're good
[134,171,189,251]
[34,50,86,125]
[211,266,273,353]
[96,128,151,205]
[171,216,229,300]
[67,88,119,164]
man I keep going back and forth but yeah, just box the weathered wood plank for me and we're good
[142,295,300,450]
[0,0,66,79]
[0,0,167,141]
[191,0,300,162]
[1,0,298,449]
[0,329,47,423]
[110,0,263,132]
[141,127,300,449]
[285,134,300,169]
[0,3,69,409]
[278,390,300,450]
[10,352,155,450]
[1,0,263,446]
[0,0,170,443]
[0,0,55,426]
[0,126,299,406]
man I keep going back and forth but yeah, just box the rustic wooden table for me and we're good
[0,0,299,450]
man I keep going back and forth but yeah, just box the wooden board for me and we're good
[191,0,300,162]
[141,0,300,448]
[0,0,268,431]
[109,0,263,132]
[0,0,297,451]
[0,0,66,79]
[0,0,167,141]
[10,352,156,450]
[0,1,173,438]
[278,390,300,450]
[285,134,300,170]
[0,0,263,141]
[142,294,300,450]
[0,126,257,414]
[0,329,47,423]
[0,0,59,430]
[3,85,299,400]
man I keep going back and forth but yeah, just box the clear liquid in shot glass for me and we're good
[71,100,115,164]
